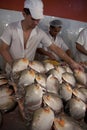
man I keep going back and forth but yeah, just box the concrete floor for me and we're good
[0,106,28,130]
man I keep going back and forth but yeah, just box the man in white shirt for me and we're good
[75,27,87,62]
[0,0,83,71]
[36,19,73,61]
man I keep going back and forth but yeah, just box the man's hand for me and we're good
[70,61,84,71]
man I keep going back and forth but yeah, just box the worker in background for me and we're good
[0,0,84,72]
[36,19,73,61]
[75,27,87,63]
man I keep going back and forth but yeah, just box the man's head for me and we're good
[50,19,62,28]
[24,0,44,20]
[49,19,62,38]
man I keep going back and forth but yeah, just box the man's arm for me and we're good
[76,42,87,55]
[66,49,73,59]
[36,48,56,60]
[0,41,13,65]
[48,43,83,70]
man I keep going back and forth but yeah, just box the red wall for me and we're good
[0,0,87,22]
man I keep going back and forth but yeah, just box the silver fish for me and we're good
[66,97,86,120]
[18,69,36,87]
[43,62,54,73]
[46,74,59,94]
[58,83,73,102]
[28,60,46,73]
[0,96,17,112]
[12,58,29,73]
[62,72,76,87]
[53,114,82,130]
[72,88,86,103]
[63,65,73,74]
[47,67,64,84]
[31,106,54,130]
[35,73,47,89]
[0,85,13,97]
[55,65,66,74]
[43,59,59,66]
[74,69,87,85]
[43,93,63,114]
[78,87,87,98]
[55,65,66,83]
[24,83,43,111]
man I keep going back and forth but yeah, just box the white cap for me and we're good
[50,19,62,27]
[24,0,44,19]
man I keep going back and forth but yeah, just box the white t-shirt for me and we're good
[75,27,87,62]
[0,21,52,61]
[38,32,69,61]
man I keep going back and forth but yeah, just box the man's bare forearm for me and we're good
[0,50,13,65]
[0,42,13,66]
[76,43,87,55]
[49,44,75,65]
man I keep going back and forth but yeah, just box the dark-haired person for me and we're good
[36,19,73,61]
[0,0,84,72]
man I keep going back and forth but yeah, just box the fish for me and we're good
[43,59,59,66]
[78,87,87,102]
[55,65,66,83]
[43,92,63,114]
[47,67,64,84]
[35,73,47,89]
[31,106,54,130]
[58,83,73,102]
[55,65,66,75]
[12,58,29,73]
[72,88,86,103]
[62,72,76,87]
[65,97,86,120]
[43,62,54,73]
[58,82,73,102]
[46,74,59,94]
[0,96,17,113]
[53,114,82,130]
[63,65,73,74]
[0,85,13,97]
[18,69,36,87]
[74,69,87,85]
[28,60,46,73]
[24,83,43,111]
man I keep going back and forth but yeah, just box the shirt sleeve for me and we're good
[76,29,86,46]
[56,36,69,51]
[0,25,12,45]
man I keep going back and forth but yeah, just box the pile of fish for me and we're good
[0,58,87,130]
[0,73,17,127]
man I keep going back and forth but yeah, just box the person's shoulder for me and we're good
[76,27,87,42]
[36,26,48,35]
[83,27,87,33]
[79,27,87,34]
[7,21,20,28]
[56,34,63,40]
